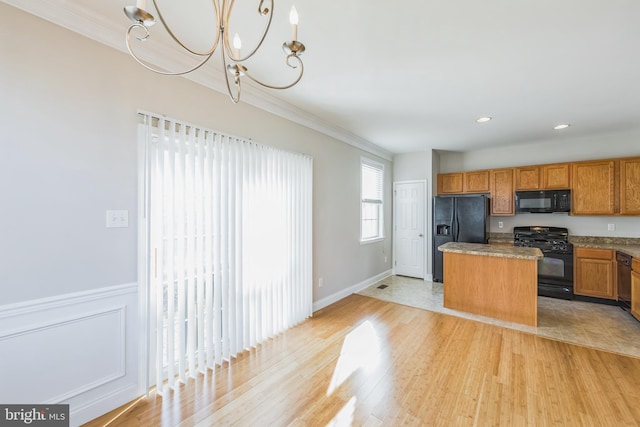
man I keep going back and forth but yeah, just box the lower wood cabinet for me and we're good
[574,247,616,300]
[632,258,640,321]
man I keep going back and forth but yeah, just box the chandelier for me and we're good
[124,0,306,103]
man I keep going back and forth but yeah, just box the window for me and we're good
[361,158,384,242]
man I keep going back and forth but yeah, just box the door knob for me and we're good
[419,233,424,237]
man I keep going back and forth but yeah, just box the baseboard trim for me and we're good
[312,270,392,313]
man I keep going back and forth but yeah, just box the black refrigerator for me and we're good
[432,194,489,282]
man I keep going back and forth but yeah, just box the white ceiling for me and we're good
[5,0,640,155]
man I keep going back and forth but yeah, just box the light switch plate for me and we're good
[106,210,129,228]
[607,223,615,231]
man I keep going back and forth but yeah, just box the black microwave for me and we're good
[515,190,571,213]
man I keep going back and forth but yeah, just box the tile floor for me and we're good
[359,275,640,358]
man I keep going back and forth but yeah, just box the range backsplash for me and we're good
[489,232,640,246]
[569,236,640,246]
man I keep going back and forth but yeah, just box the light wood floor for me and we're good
[84,294,640,426]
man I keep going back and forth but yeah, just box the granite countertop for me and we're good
[569,238,640,258]
[487,233,640,258]
[438,242,543,260]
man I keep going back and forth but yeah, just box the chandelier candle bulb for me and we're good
[233,33,242,58]
[136,0,146,10]
[290,6,299,40]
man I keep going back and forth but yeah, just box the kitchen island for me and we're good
[438,242,543,326]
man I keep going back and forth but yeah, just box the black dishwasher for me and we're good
[617,251,632,310]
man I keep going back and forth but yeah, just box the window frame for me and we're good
[360,157,385,244]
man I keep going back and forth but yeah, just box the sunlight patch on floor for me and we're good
[327,321,380,396]
[326,396,357,427]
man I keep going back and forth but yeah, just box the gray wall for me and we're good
[0,3,392,306]
[392,151,433,278]
[437,130,640,237]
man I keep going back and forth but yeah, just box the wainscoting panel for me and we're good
[0,283,142,426]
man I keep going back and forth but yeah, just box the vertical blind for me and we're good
[140,112,313,395]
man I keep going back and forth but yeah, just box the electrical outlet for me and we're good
[498,221,504,229]
[607,223,615,231]
[318,277,323,288]
[106,210,129,228]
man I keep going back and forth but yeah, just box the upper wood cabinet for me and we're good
[490,168,515,216]
[542,163,571,189]
[515,163,570,190]
[463,170,490,193]
[437,170,490,195]
[574,247,616,300]
[620,157,640,215]
[515,167,541,190]
[438,173,463,194]
[435,156,637,216]
[571,160,616,215]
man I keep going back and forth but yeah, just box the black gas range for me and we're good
[514,226,574,300]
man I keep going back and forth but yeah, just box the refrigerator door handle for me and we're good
[450,202,456,241]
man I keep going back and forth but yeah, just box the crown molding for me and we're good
[2,0,393,161]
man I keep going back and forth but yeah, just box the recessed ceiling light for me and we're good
[554,124,570,130]
[476,117,492,123]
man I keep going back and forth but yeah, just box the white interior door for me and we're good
[393,181,426,279]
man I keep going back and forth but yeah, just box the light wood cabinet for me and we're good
[490,168,515,216]
[463,170,490,193]
[437,171,490,195]
[542,163,571,189]
[571,160,616,215]
[632,258,640,321]
[438,173,463,194]
[436,157,637,216]
[574,247,616,300]
[515,166,541,190]
[620,157,640,215]
[515,164,571,190]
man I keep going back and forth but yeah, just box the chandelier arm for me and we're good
[221,43,241,103]
[151,0,220,56]
[223,0,274,62]
[243,55,304,90]
[126,23,217,75]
